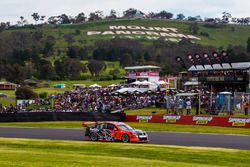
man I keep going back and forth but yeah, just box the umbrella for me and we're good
[89,84,102,88]
[219,91,232,95]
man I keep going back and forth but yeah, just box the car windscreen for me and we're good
[118,124,134,130]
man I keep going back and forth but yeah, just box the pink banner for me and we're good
[126,115,250,128]
[127,72,159,77]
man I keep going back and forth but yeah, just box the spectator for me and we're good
[242,99,249,115]
[186,98,192,115]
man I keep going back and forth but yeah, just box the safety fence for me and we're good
[126,115,250,128]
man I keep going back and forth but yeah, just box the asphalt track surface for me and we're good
[0,127,250,150]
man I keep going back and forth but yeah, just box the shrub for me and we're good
[15,87,38,100]
[39,92,48,99]
[200,32,210,37]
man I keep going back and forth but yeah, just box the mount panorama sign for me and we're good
[87,25,201,42]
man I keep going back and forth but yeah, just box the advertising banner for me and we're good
[125,115,250,128]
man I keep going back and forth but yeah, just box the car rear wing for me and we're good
[81,121,97,127]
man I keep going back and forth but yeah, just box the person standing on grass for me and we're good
[242,99,249,115]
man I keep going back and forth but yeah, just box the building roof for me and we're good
[188,62,250,72]
[124,65,160,70]
[0,82,16,85]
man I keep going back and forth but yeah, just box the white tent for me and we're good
[141,80,156,86]
[89,84,102,88]
[115,88,147,94]
[131,81,142,85]
[108,84,117,87]
[219,91,232,95]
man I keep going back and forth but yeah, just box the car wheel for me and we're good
[90,133,98,141]
[121,134,130,143]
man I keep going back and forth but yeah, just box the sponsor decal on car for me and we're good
[163,115,181,123]
[136,116,152,123]
[228,118,250,127]
[193,116,213,125]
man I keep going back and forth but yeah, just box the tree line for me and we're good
[0,29,249,84]
[0,9,250,31]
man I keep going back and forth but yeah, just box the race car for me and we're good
[82,121,149,143]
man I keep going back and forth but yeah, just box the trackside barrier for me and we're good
[0,112,126,122]
[126,115,250,128]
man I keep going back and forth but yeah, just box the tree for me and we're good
[123,8,137,18]
[187,16,197,21]
[177,13,185,20]
[15,87,38,100]
[87,59,106,77]
[17,16,28,26]
[0,22,10,32]
[5,64,27,84]
[189,22,199,34]
[154,11,173,19]
[109,68,121,80]
[31,12,40,24]
[40,16,46,24]
[75,12,86,23]
[43,36,55,57]
[222,12,232,24]
[120,53,133,67]
[107,9,117,19]
[67,46,80,58]
[47,16,60,24]
[58,14,72,24]
[38,60,56,80]
[88,11,104,21]
[247,37,250,53]
[63,34,75,45]
[55,58,83,80]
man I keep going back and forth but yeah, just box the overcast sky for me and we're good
[1,0,250,24]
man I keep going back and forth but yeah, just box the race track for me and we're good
[0,127,250,150]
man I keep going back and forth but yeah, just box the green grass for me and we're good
[125,107,167,115]
[0,137,249,167]
[0,90,16,106]
[1,121,250,136]
[7,19,250,48]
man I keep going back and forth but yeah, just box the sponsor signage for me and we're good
[126,115,250,128]
[136,116,152,123]
[228,118,250,127]
[148,72,159,76]
[87,25,201,42]
[127,72,159,77]
[128,73,137,77]
[193,116,213,125]
[163,115,181,123]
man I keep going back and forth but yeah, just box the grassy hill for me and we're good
[8,19,250,49]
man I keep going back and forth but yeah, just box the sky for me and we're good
[0,0,250,24]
